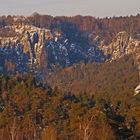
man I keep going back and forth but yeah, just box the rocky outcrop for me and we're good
[100,31,140,62]
[0,24,107,75]
[100,31,140,92]
[0,25,52,74]
[1,25,140,75]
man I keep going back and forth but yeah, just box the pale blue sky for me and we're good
[0,0,139,17]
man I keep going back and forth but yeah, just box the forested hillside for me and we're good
[46,54,139,95]
[0,73,140,140]
[28,13,140,45]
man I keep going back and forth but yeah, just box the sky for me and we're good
[0,0,140,17]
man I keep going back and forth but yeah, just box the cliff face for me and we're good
[0,21,140,78]
[0,25,52,74]
[0,24,107,74]
[100,31,140,65]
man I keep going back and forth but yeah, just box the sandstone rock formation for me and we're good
[100,31,140,64]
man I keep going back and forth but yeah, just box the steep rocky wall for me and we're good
[100,31,140,62]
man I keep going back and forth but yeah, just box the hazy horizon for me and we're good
[0,0,140,17]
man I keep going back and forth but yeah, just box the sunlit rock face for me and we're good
[11,25,52,65]
[100,31,140,62]
[0,24,52,73]
[1,19,140,77]
[0,22,107,75]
